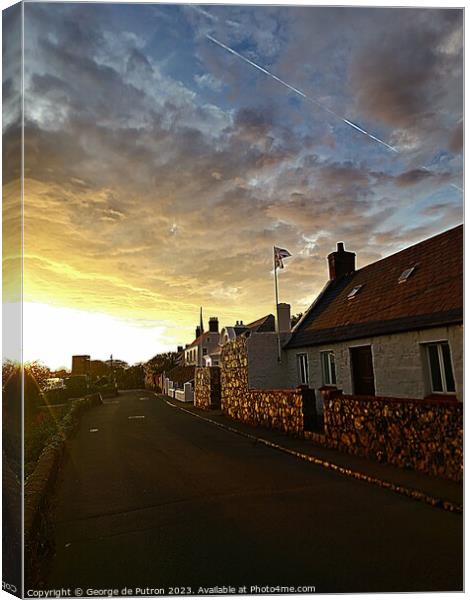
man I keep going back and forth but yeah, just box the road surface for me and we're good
[43,390,462,593]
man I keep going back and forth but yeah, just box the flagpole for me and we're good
[274,248,281,362]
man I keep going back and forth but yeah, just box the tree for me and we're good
[145,352,180,376]
[291,313,303,328]
[24,361,51,390]
[116,363,145,390]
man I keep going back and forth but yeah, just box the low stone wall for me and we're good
[195,367,221,409]
[24,393,103,586]
[322,389,463,481]
[221,338,304,435]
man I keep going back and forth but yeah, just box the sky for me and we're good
[3,3,463,369]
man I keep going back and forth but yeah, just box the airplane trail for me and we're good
[206,34,398,154]
[206,33,462,193]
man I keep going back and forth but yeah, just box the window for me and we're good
[347,285,363,300]
[297,353,309,385]
[321,351,336,385]
[425,342,456,393]
[398,266,416,283]
[202,347,207,356]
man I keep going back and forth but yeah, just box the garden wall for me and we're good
[221,338,304,435]
[194,367,221,409]
[322,388,463,481]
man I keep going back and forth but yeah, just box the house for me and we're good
[283,224,463,411]
[71,355,90,375]
[206,314,277,366]
[184,317,220,366]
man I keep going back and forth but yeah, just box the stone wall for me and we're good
[221,338,304,435]
[194,367,221,409]
[322,389,463,481]
[25,393,103,586]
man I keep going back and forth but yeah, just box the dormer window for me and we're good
[347,285,363,300]
[398,266,416,283]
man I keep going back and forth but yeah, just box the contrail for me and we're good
[191,6,218,22]
[206,34,398,154]
[206,33,462,193]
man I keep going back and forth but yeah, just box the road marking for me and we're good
[128,415,146,420]
[139,397,149,400]
[89,428,99,433]
[162,397,462,514]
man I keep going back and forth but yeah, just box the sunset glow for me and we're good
[4,4,462,368]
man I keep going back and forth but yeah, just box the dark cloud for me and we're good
[126,48,154,77]
[395,169,434,187]
[350,10,463,135]
[233,107,274,136]
[449,122,463,153]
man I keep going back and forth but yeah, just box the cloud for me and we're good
[449,122,463,153]
[350,10,463,151]
[19,4,463,361]
[194,72,222,92]
[394,169,434,187]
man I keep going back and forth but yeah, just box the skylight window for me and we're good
[398,266,416,284]
[347,285,363,300]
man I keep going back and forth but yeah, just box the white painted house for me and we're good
[283,225,463,412]
[184,317,220,367]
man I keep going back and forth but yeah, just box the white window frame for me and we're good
[297,353,309,386]
[424,341,456,394]
[321,350,336,385]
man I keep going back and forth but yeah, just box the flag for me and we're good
[274,246,292,269]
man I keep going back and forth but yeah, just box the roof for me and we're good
[167,365,196,385]
[246,314,275,332]
[187,331,219,348]
[285,224,463,349]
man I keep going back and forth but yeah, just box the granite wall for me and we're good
[221,337,304,435]
[194,367,221,409]
[322,388,463,481]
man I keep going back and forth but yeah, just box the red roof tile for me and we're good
[187,331,219,348]
[167,365,195,385]
[246,314,275,332]
[286,224,463,348]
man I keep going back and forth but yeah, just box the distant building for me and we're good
[205,314,277,367]
[184,316,220,366]
[71,355,91,376]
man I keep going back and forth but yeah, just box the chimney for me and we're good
[209,317,219,333]
[195,325,202,338]
[327,242,356,280]
[277,303,291,333]
[177,346,183,353]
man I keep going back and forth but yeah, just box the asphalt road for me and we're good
[44,390,462,594]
